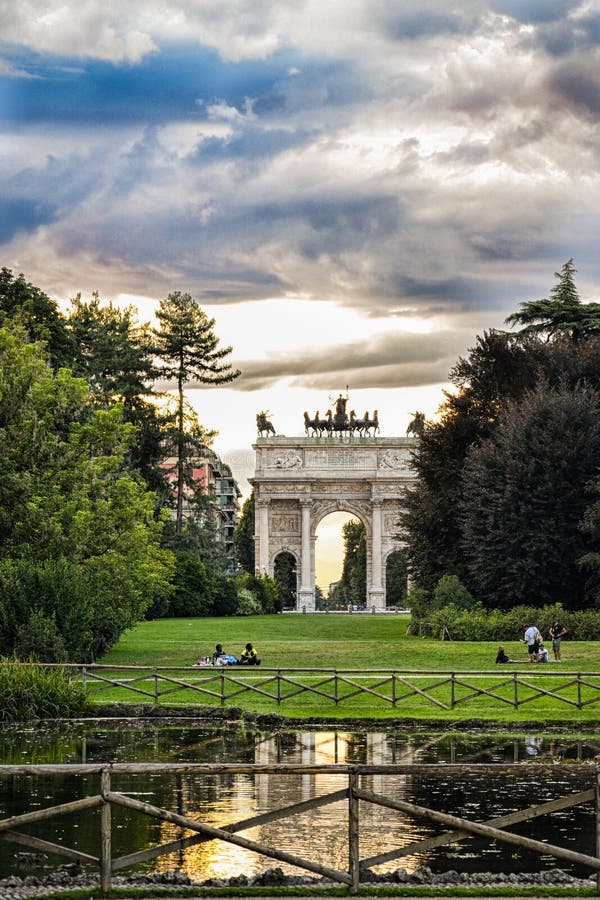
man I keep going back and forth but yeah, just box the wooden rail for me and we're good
[0,763,599,892]
[45,663,600,711]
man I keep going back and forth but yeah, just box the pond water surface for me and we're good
[0,722,598,880]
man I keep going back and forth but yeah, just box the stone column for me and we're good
[298,499,315,611]
[368,499,385,609]
[255,498,270,576]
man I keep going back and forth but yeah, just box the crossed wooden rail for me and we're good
[53,664,600,710]
[0,763,599,892]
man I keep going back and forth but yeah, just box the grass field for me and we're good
[95,614,600,724]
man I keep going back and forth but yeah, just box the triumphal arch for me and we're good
[250,408,418,610]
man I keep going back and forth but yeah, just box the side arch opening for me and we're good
[385,549,408,608]
[273,551,298,610]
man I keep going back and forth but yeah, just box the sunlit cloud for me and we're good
[3,0,600,481]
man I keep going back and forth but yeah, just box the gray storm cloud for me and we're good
[154,329,468,392]
[2,0,600,326]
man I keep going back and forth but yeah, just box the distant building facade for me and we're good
[160,447,241,569]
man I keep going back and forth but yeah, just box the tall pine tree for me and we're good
[153,292,240,532]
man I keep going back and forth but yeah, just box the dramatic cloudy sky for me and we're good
[4,0,600,484]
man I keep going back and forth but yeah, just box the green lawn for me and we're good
[94,614,600,725]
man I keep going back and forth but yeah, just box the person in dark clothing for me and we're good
[549,621,567,661]
[496,645,515,664]
[239,642,261,665]
[212,643,228,665]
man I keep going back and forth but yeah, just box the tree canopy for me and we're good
[153,292,240,531]
[403,261,600,611]
[0,327,174,660]
[506,259,600,340]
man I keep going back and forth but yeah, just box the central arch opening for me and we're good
[315,512,366,609]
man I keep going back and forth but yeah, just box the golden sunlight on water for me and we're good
[154,732,428,879]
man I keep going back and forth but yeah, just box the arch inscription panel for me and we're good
[250,436,417,610]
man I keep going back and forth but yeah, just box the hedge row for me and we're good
[421,603,600,642]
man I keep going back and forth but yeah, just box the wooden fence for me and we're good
[0,763,599,892]
[56,664,600,711]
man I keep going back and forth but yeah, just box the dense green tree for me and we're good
[506,259,600,340]
[68,293,155,402]
[385,550,408,606]
[460,382,600,609]
[68,293,168,493]
[0,326,174,660]
[402,330,544,590]
[234,491,255,574]
[330,519,366,605]
[0,267,73,368]
[167,551,216,617]
[153,292,240,532]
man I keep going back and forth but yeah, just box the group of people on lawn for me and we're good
[196,642,261,666]
[496,621,567,665]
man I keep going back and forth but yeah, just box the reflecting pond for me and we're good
[1,722,598,880]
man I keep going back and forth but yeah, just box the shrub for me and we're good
[13,609,67,663]
[212,575,239,616]
[0,658,90,721]
[237,573,282,614]
[423,601,600,641]
[433,575,477,611]
[168,551,216,617]
[235,587,262,616]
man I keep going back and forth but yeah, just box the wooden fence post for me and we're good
[348,770,360,893]
[220,668,226,706]
[277,669,281,706]
[513,672,519,709]
[578,673,582,709]
[153,670,159,706]
[100,767,111,893]
[596,766,600,891]
[450,672,455,708]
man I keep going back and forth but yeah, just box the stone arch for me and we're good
[311,500,372,538]
[251,435,417,611]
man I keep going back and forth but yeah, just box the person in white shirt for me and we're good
[523,625,542,662]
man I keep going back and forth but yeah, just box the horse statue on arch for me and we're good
[304,411,322,436]
[407,411,426,437]
[361,410,379,436]
[256,411,276,437]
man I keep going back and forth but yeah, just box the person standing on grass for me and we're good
[549,621,567,662]
[523,625,542,662]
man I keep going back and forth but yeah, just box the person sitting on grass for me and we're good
[239,642,261,665]
[535,643,549,663]
[212,643,228,665]
[495,645,515,664]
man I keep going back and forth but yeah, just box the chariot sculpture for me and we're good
[303,392,379,437]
